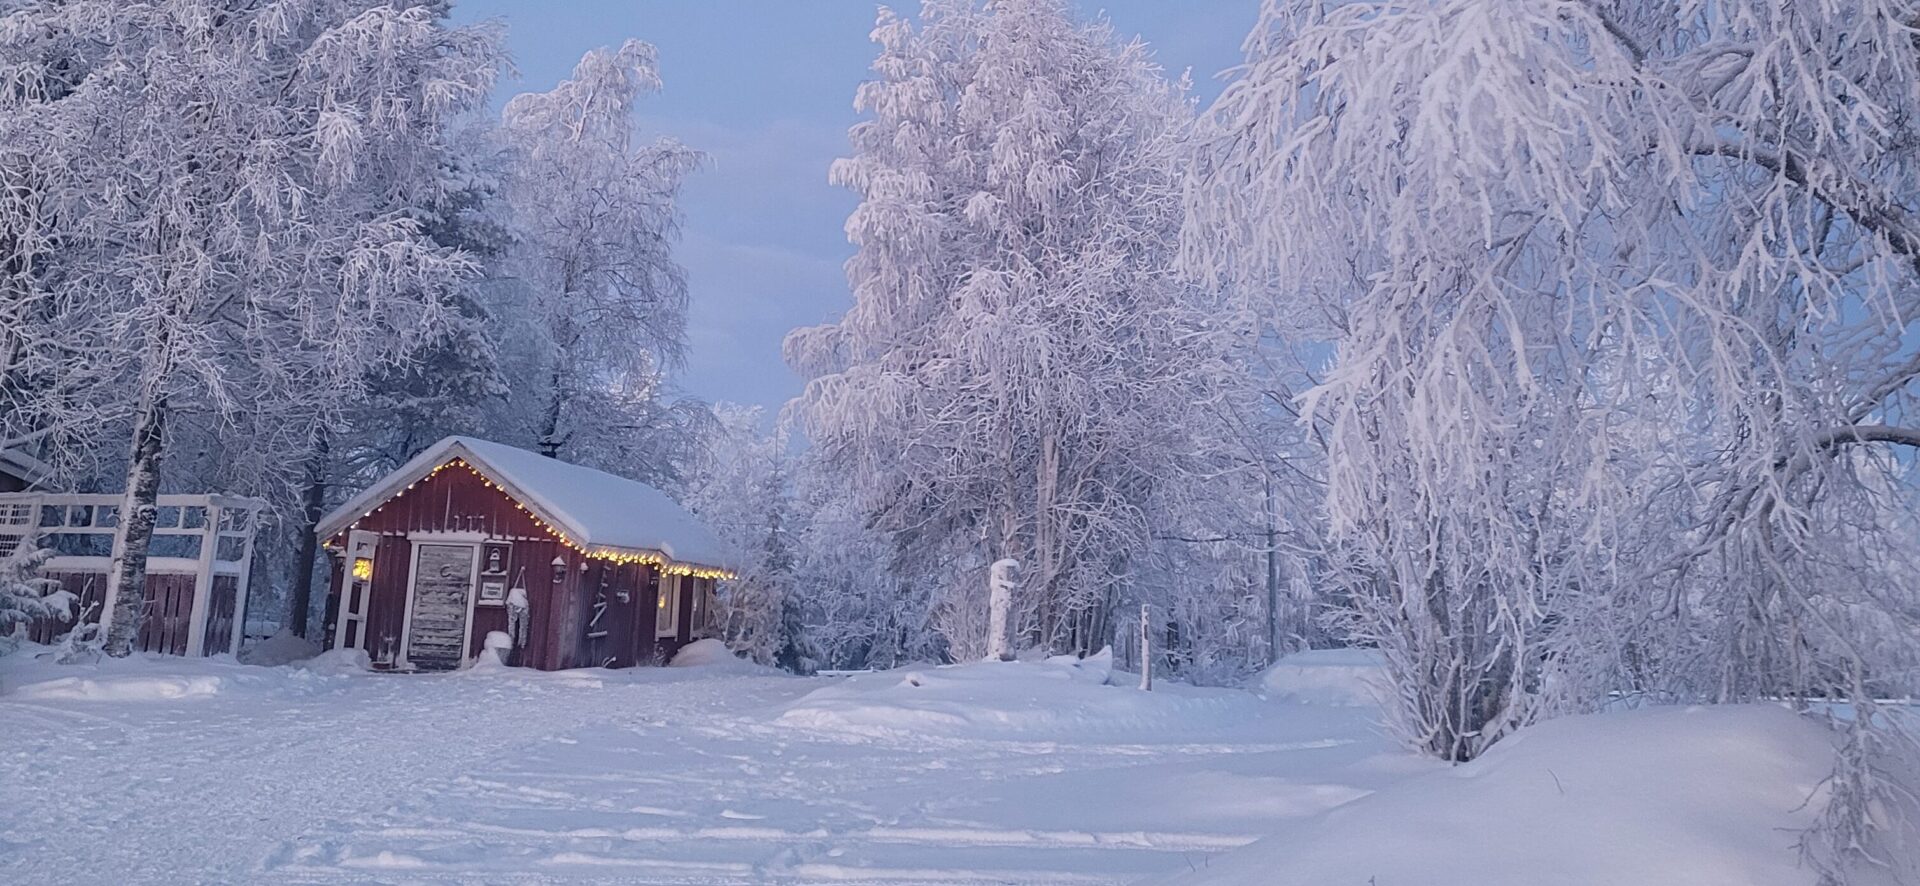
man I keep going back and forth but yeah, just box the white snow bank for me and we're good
[1161,705,1888,886]
[238,630,322,667]
[670,638,737,667]
[1,642,359,700]
[11,674,226,701]
[295,647,369,675]
[776,655,1262,741]
[667,638,784,677]
[1252,648,1386,707]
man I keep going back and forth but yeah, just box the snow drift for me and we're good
[1162,705,1894,886]
[1251,648,1386,706]
[776,653,1266,741]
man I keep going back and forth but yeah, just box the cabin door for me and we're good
[404,543,478,671]
[585,562,642,668]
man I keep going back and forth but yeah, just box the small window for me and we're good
[38,506,64,528]
[181,506,208,529]
[154,506,182,529]
[0,503,31,526]
[655,574,680,638]
[66,505,92,527]
[96,506,119,528]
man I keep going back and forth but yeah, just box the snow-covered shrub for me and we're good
[0,537,73,652]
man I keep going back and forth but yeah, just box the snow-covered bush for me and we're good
[0,537,71,651]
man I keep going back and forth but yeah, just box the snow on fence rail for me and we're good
[0,492,265,657]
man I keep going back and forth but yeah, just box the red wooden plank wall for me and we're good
[341,463,580,670]
[136,573,195,656]
[201,574,238,656]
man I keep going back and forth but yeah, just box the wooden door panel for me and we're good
[407,544,474,671]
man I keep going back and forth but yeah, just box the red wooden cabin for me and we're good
[317,437,737,672]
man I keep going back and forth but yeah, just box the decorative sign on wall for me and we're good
[478,541,512,606]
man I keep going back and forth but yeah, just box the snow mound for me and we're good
[669,638,738,667]
[238,630,322,667]
[1252,648,1386,707]
[1161,705,1873,886]
[295,647,370,675]
[776,655,1259,740]
[10,674,225,701]
[665,638,786,678]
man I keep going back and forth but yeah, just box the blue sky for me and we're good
[450,1,1256,412]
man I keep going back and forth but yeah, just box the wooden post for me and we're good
[1138,603,1152,691]
[183,498,219,657]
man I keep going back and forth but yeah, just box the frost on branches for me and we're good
[788,0,1230,659]
[0,0,501,655]
[497,40,704,481]
[683,405,812,670]
[0,536,69,648]
[1188,0,1920,873]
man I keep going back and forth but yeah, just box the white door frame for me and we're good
[397,535,484,670]
[332,530,379,654]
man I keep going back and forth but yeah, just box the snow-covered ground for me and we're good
[0,645,1896,885]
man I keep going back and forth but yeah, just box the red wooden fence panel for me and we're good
[135,573,195,656]
[201,574,237,656]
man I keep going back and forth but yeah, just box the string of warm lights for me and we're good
[344,457,737,581]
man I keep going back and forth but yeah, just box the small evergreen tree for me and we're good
[0,537,71,649]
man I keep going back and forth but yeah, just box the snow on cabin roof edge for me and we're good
[316,436,739,573]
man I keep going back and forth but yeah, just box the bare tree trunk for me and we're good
[287,430,330,638]
[102,388,168,657]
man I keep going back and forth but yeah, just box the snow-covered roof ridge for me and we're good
[317,436,738,571]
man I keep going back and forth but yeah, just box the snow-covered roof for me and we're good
[318,436,737,571]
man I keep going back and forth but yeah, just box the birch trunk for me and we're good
[101,387,168,657]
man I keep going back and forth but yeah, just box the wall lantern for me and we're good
[551,556,567,583]
[351,557,373,582]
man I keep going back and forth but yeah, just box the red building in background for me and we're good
[318,437,737,671]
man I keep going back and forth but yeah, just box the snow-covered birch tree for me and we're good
[0,0,501,656]
[1187,0,1920,872]
[788,0,1226,657]
[497,41,702,478]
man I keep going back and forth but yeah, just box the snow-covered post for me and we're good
[1138,603,1151,691]
[987,558,1019,661]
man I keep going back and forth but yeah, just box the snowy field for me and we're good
[0,646,1891,885]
